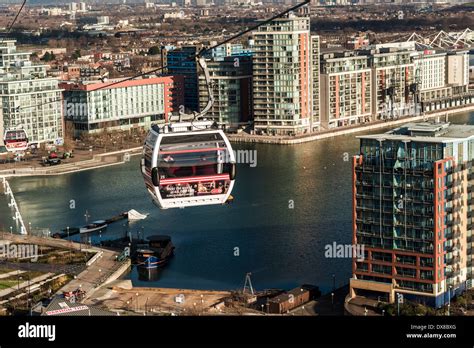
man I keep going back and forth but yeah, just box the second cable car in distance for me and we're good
[141,120,236,209]
[3,129,29,152]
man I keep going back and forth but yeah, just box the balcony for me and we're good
[445,270,461,278]
[446,256,460,265]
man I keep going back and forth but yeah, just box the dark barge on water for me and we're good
[101,235,175,270]
[52,212,128,239]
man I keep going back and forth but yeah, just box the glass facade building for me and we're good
[351,122,474,307]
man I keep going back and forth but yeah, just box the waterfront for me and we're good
[1,111,474,294]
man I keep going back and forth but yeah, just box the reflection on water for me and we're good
[1,111,473,293]
[137,267,163,282]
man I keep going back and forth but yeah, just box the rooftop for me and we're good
[358,121,474,143]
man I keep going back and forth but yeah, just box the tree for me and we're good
[147,46,160,55]
[41,52,56,62]
[72,49,81,60]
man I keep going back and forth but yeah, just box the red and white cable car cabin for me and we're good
[141,121,236,209]
[3,129,28,152]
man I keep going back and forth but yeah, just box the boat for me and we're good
[127,209,149,221]
[136,235,174,270]
[79,220,108,234]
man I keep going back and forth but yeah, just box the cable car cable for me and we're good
[0,0,27,43]
[16,0,310,112]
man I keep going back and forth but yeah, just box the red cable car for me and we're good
[3,129,29,152]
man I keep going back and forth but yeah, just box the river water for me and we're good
[1,111,474,293]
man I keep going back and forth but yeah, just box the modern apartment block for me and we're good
[369,48,415,120]
[319,51,372,129]
[163,46,200,112]
[351,122,474,307]
[198,55,253,129]
[0,40,63,145]
[310,35,321,132]
[251,15,311,136]
[60,76,184,135]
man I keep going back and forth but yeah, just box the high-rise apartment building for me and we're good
[164,46,200,112]
[198,55,253,129]
[251,15,311,136]
[350,122,474,307]
[0,40,63,145]
[60,76,184,135]
[320,51,372,129]
[310,35,321,132]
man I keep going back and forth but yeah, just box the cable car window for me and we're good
[160,133,224,145]
[143,145,153,172]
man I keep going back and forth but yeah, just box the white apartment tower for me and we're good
[252,15,312,136]
[0,40,63,145]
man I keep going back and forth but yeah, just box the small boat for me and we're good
[127,209,149,221]
[136,235,174,270]
[79,220,107,234]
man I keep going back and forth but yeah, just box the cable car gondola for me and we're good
[3,129,28,152]
[141,56,236,209]
[141,120,236,209]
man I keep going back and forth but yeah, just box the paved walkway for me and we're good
[0,270,25,279]
[0,147,141,177]
[228,104,474,144]
[0,232,128,300]
[0,272,54,298]
[345,296,381,316]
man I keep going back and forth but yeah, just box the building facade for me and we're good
[369,48,415,120]
[0,40,63,145]
[61,75,184,135]
[163,46,200,112]
[351,122,474,307]
[251,15,312,136]
[320,51,372,129]
[310,35,321,132]
[198,55,253,129]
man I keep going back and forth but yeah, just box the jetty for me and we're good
[52,212,128,239]
[1,177,28,235]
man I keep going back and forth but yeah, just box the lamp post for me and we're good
[448,285,452,316]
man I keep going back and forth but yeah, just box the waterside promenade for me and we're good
[229,105,474,145]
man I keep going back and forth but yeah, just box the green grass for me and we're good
[0,280,18,290]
